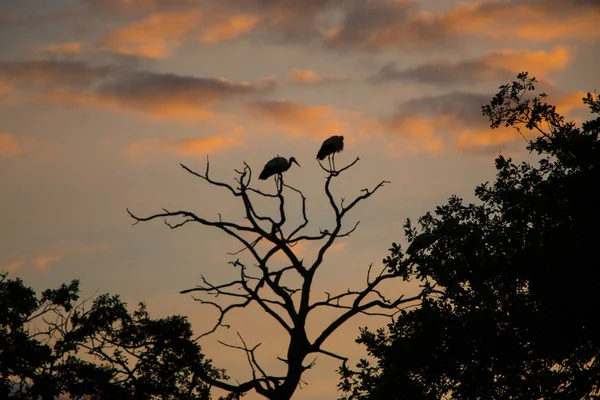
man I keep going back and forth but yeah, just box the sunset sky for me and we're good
[1,0,599,398]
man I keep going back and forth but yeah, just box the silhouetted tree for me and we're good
[127,150,424,399]
[338,73,600,399]
[0,272,224,399]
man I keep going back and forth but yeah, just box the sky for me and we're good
[1,0,599,398]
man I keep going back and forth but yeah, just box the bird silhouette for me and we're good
[259,156,301,181]
[406,232,438,255]
[317,135,344,171]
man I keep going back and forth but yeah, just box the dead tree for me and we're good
[127,156,424,400]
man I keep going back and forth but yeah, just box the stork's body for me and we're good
[259,156,300,181]
[406,232,438,255]
[317,135,344,171]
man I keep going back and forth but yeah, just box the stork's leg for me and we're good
[328,155,332,171]
[332,153,336,171]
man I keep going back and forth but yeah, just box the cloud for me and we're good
[379,92,515,155]
[471,0,600,42]
[1,58,276,122]
[379,87,593,156]
[324,0,600,50]
[246,100,364,139]
[371,46,571,85]
[553,90,591,115]
[23,62,276,121]
[287,69,350,85]
[268,240,347,266]
[126,135,246,163]
[0,60,107,88]
[84,0,197,14]
[39,42,83,55]
[183,0,339,45]
[217,0,338,43]
[0,82,11,95]
[29,240,110,272]
[99,10,201,59]
[324,0,446,50]
[198,14,262,44]
[91,0,334,51]
[0,261,24,272]
[80,0,600,52]
[0,133,22,157]
[0,133,50,159]
[33,255,62,271]
[483,46,571,75]
[98,71,273,107]
[400,92,491,122]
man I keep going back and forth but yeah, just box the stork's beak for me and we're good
[292,159,301,167]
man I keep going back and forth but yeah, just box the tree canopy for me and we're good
[0,272,224,400]
[339,73,600,400]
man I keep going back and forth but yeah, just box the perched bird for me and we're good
[317,135,344,171]
[406,232,438,255]
[259,156,301,180]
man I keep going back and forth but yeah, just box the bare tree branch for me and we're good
[126,154,413,400]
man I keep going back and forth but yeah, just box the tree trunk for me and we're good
[269,327,310,400]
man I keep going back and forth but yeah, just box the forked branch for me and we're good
[126,155,405,400]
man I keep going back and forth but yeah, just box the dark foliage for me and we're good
[339,73,600,399]
[0,272,225,400]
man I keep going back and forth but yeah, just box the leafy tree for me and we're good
[338,73,600,399]
[126,151,424,399]
[0,272,224,399]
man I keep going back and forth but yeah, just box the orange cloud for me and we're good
[34,255,61,271]
[1,60,275,122]
[0,261,24,272]
[288,69,320,83]
[468,3,600,42]
[126,135,245,163]
[37,89,218,122]
[88,0,334,44]
[483,46,570,76]
[384,114,522,156]
[0,60,105,87]
[383,116,445,155]
[0,82,11,95]
[325,0,600,49]
[0,133,22,157]
[372,46,572,86]
[35,71,275,122]
[553,91,590,115]
[378,91,532,155]
[329,242,347,252]
[39,42,83,54]
[100,10,201,58]
[454,2,600,42]
[85,0,159,13]
[381,87,594,156]
[198,14,261,44]
[268,240,347,266]
[287,69,350,85]
[174,136,245,157]
[246,100,363,139]
[29,240,110,271]
[454,126,522,152]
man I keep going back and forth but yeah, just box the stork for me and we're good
[317,135,344,171]
[406,232,438,255]
[259,156,300,187]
